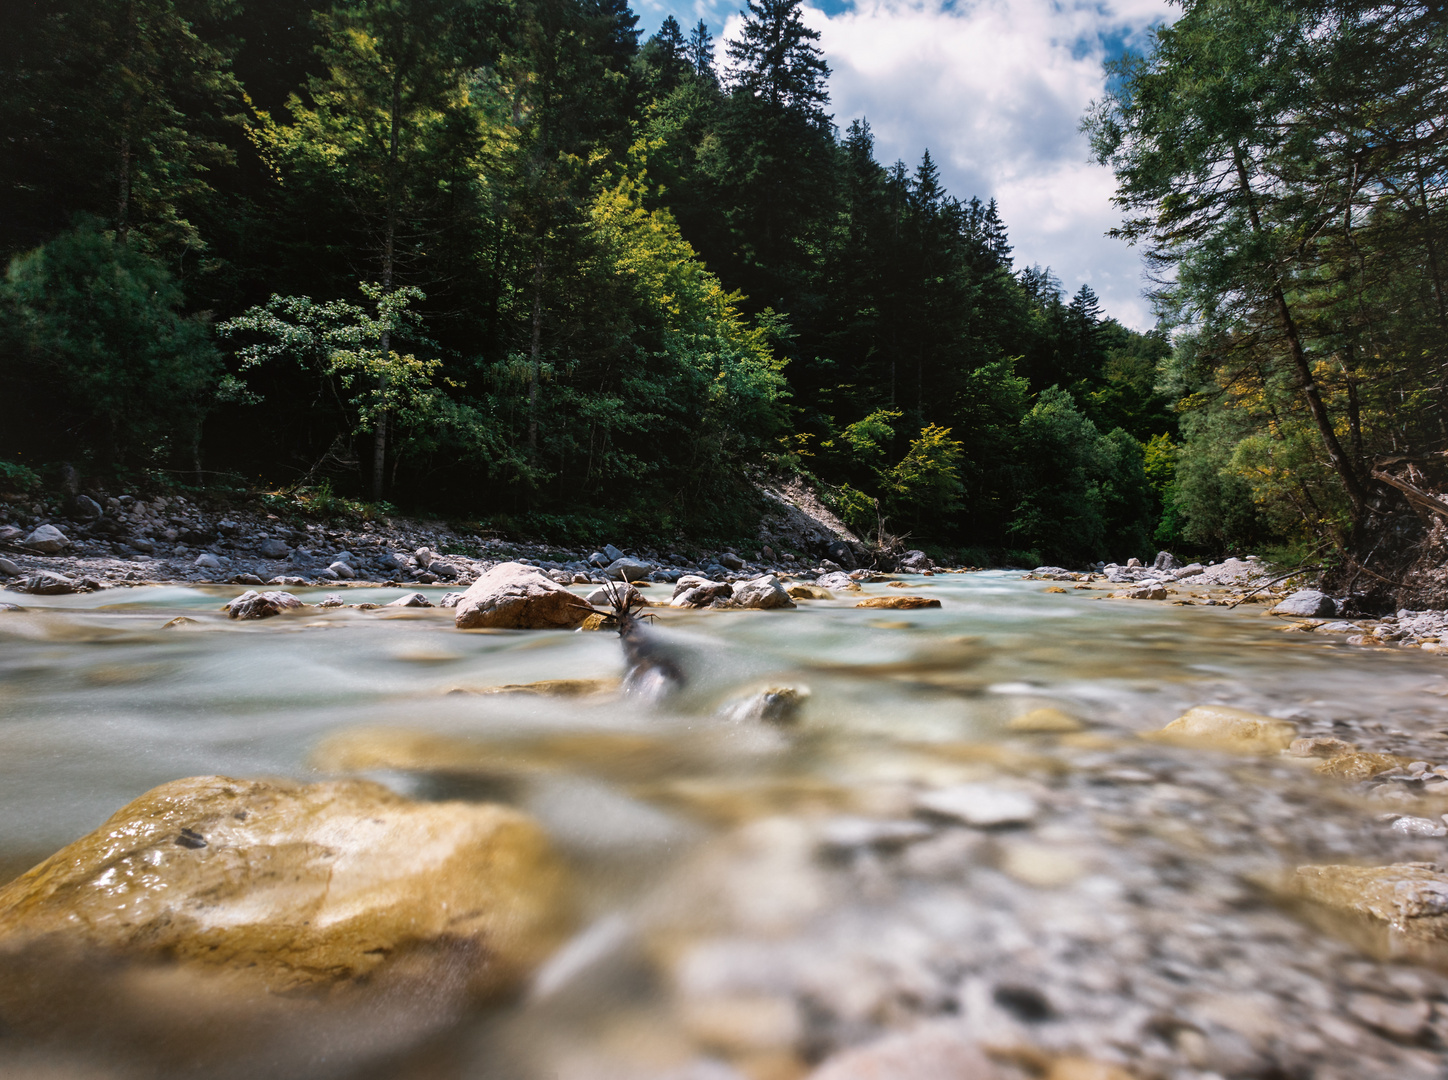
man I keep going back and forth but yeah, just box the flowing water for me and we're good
[4,573,1448,1079]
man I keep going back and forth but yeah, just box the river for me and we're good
[2,572,1447,1078]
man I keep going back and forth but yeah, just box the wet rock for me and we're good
[855,596,941,610]
[0,775,573,997]
[787,584,833,600]
[1005,707,1083,734]
[916,783,1038,827]
[816,572,859,592]
[1288,736,1358,758]
[1391,816,1447,838]
[438,591,465,608]
[587,582,643,608]
[8,571,79,595]
[194,553,221,569]
[722,687,809,725]
[257,538,290,559]
[672,577,734,609]
[329,561,355,579]
[0,556,20,577]
[454,562,593,630]
[731,574,794,610]
[1271,590,1337,618]
[385,592,433,608]
[1147,705,1296,754]
[1315,751,1410,782]
[806,1024,998,1080]
[604,557,652,583]
[223,590,304,620]
[22,525,68,554]
[1288,862,1448,963]
[0,603,25,612]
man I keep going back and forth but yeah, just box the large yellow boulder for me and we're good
[855,596,941,610]
[0,775,573,997]
[1146,705,1296,754]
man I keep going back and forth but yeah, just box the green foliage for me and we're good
[0,227,222,467]
[0,459,42,493]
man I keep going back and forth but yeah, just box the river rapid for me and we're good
[3,572,1448,1079]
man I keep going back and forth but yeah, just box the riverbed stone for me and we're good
[587,582,643,608]
[604,557,652,582]
[454,561,593,630]
[385,592,434,608]
[1287,862,1448,963]
[257,538,290,559]
[0,556,20,577]
[329,561,355,579]
[787,584,833,600]
[1314,751,1411,782]
[1005,707,1083,734]
[915,784,1038,827]
[22,525,68,554]
[223,590,303,620]
[8,571,79,595]
[0,775,573,997]
[855,596,941,610]
[1147,705,1297,754]
[1121,580,1168,600]
[732,574,794,610]
[1272,590,1337,618]
[194,553,221,569]
[806,1024,998,1080]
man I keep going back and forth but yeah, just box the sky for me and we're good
[634,0,1175,330]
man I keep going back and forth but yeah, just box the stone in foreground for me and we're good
[0,775,573,997]
[915,783,1038,827]
[1005,707,1084,733]
[807,1023,999,1079]
[454,561,593,630]
[856,596,941,610]
[1287,862,1448,965]
[1147,704,1296,754]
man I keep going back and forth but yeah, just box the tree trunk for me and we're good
[1233,150,1369,521]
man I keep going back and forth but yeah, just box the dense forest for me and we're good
[2,0,1444,579]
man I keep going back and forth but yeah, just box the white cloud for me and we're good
[808,0,1172,328]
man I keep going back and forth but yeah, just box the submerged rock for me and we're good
[223,590,304,620]
[722,686,809,725]
[855,596,941,610]
[454,562,593,630]
[1146,705,1296,754]
[0,775,573,996]
[1287,862,1448,964]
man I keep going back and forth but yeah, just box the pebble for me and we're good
[915,784,1038,827]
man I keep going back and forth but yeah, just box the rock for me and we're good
[223,590,304,620]
[127,537,157,554]
[9,572,78,595]
[587,582,642,608]
[0,556,20,577]
[376,550,405,571]
[414,546,435,569]
[717,551,745,571]
[0,775,572,998]
[318,594,345,608]
[897,549,932,572]
[731,574,794,610]
[231,573,265,586]
[0,525,21,542]
[722,687,809,725]
[438,591,465,608]
[806,1024,998,1080]
[1121,580,1167,600]
[1287,736,1358,758]
[257,538,290,559]
[1152,550,1178,571]
[1314,751,1410,781]
[1287,862,1448,963]
[1346,992,1432,1040]
[1005,707,1083,734]
[671,577,734,608]
[603,543,624,563]
[414,571,439,584]
[1174,562,1205,578]
[1126,557,1142,568]
[604,557,652,582]
[69,494,103,521]
[816,817,934,853]
[1271,589,1337,618]
[855,596,941,610]
[429,561,459,581]
[787,584,833,600]
[454,562,593,630]
[825,540,857,570]
[22,524,68,554]
[329,561,356,579]
[385,592,434,608]
[1392,816,1448,837]
[194,553,221,569]
[0,602,22,612]
[915,783,1038,827]
[1046,1059,1135,1080]
[1147,705,1296,754]
[816,572,859,592]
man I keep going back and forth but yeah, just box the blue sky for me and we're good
[634,0,1174,329]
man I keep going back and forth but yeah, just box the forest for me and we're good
[1,0,1444,577]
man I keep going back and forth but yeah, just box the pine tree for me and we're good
[725,0,829,120]
[687,19,717,83]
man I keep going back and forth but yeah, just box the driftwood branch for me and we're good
[1226,564,1322,609]
[1372,467,1448,520]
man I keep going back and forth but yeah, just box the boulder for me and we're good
[257,538,290,559]
[602,543,624,563]
[816,571,859,592]
[1272,589,1337,618]
[329,561,356,579]
[1147,704,1296,754]
[194,553,221,569]
[671,576,734,608]
[438,591,465,608]
[604,557,652,582]
[824,540,857,570]
[1121,580,1167,600]
[855,596,941,610]
[731,574,794,610]
[69,494,104,521]
[9,572,79,595]
[0,525,21,542]
[787,584,833,600]
[429,561,460,581]
[224,590,304,620]
[1152,550,1178,571]
[22,524,68,554]
[0,775,573,997]
[231,573,265,586]
[897,549,932,572]
[454,562,594,630]
[722,686,808,725]
[0,556,20,577]
[414,546,436,569]
[586,582,643,608]
[127,537,157,554]
[718,551,745,571]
